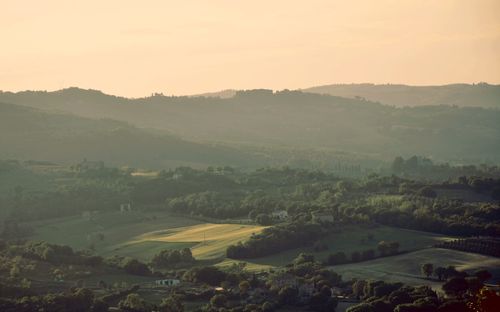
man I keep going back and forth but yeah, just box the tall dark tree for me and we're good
[392,156,405,173]
[442,277,468,298]
[421,263,434,278]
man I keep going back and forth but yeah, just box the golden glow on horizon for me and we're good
[1,0,499,97]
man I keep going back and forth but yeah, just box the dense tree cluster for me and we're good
[376,241,400,256]
[104,256,152,276]
[263,256,341,312]
[3,162,498,245]
[226,221,323,259]
[0,288,108,312]
[166,191,245,219]
[391,156,500,181]
[8,241,102,266]
[347,272,500,312]
[161,167,337,219]
[151,248,194,268]
[353,195,500,237]
[0,163,131,223]
[434,238,500,257]
[183,266,227,286]
[1,163,499,311]
[324,243,395,266]
[458,176,500,196]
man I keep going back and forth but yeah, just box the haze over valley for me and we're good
[1,1,500,311]
[2,84,500,170]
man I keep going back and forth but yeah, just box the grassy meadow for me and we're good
[28,211,201,260]
[330,248,500,288]
[22,209,500,294]
[239,225,454,269]
[28,212,456,271]
[27,211,265,262]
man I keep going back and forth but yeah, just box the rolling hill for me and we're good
[0,102,265,168]
[331,248,500,288]
[28,211,266,263]
[303,83,500,108]
[1,88,500,164]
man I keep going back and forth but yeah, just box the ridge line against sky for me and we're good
[1,82,500,99]
[1,0,499,97]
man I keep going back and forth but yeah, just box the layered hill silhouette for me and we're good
[303,83,500,108]
[1,87,499,165]
[0,102,265,168]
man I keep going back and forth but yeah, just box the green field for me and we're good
[27,212,500,293]
[28,213,463,276]
[238,225,454,269]
[28,214,455,270]
[28,211,202,260]
[330,248,500,288]
[28,211,265,262]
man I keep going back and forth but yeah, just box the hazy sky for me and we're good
[1,0,499,97]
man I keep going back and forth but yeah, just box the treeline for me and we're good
[419,263,484,281]
[146,166,338,219]
[1,238,197,280]
[165,191,246,219]
[2,187,125,222]
[353,193,500,237]
[435,238,500,257]
[2,164,341,223]
[151,248,194,268]
[324,241,400,266]
[131,167,239,206]
[391,155,500,181]
[0,162,131,223]
[0,287,108,312]
[3,161,500,245]
[227,221,323,259]
[457,176,500,199]
[102,255,152,276]
[9,241,102,267]
[348,268,499,312]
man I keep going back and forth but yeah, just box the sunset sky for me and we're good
[1,0,499,97]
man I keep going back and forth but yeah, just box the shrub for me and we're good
[183,266,226,286]
[210,294,227,308]
[326,252,347,265]
[122,259,151,276]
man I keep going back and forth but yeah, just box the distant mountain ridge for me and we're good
[1,87,499,164]
[302,83,500,108]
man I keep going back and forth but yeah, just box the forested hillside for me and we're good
[0,102,264,168]
[1,88,499,163]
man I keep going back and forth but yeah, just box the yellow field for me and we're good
[27,211,267,262]
[133,223,267,260]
